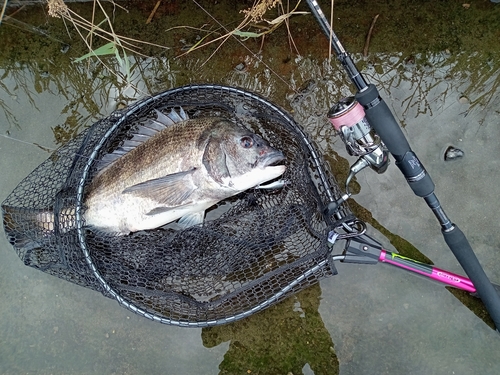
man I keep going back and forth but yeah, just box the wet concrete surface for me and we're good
[1,1,500,374]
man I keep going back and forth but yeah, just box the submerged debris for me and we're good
[290,79,316,105]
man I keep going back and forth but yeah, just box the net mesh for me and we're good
[2,84,351,326]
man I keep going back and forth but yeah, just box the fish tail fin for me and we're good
[2,205,56,252]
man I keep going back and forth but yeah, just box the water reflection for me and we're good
[2,2,500,374]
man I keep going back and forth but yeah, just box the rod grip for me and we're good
[355,84,410,156]
[443,225,500,330]
[355,84,435,197]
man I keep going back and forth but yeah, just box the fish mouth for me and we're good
[258,150,286,168]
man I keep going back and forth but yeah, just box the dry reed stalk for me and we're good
[363,14,379,57]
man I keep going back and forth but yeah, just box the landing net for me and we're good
[2,84,352,326]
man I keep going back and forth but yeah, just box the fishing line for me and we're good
[0,129,130,165]
[190,0,300,94]
[3,14,68,45]
[0,132,111,170]
[0,133,56,152]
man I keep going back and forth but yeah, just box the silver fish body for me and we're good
[83,109,286,234]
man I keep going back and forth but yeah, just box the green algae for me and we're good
[202,284,339,375]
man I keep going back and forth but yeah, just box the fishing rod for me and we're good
[305,0,500,330]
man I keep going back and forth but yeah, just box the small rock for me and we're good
[444,146,464,161]
[234,62,246,72]
[458,95,469,104]
[60,44,70,54]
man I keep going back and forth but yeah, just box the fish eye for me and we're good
[240,136,254,148]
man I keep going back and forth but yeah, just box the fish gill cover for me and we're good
[1,84,349,326]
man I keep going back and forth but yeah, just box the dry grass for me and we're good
[46,0,170,82]
[42,0,307,83]
[0,0,8,25]
[185,0,306,60]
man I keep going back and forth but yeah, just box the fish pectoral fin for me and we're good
[177,211,205,229]
[122,169,197,206]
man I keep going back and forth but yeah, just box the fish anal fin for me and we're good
[177,211,205,229]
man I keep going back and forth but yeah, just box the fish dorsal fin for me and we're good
[95,107,189,174]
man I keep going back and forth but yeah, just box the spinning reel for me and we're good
[325,96,390,214]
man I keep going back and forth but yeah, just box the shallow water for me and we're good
[1,1,500,374]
